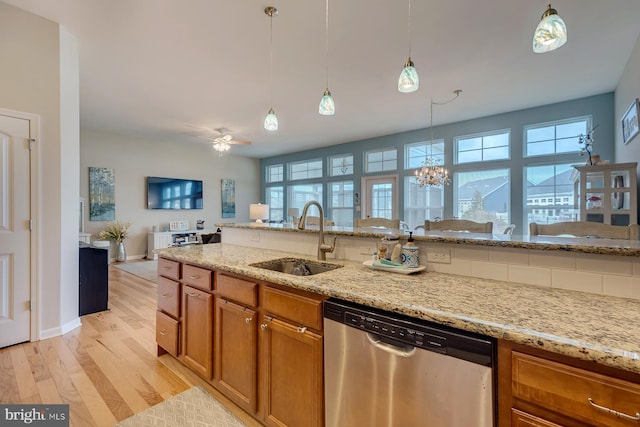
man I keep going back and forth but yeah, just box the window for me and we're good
[525,117,591,156]
[266,186,283,222]
[456,130,510,164]
[455,169,510,231]
[370,182,394,218]
[365,148,397,173]
[404,176,443,229]
[328,181,353,226]
[266,164,283,183]
[329,154,353,176]
[525,164,577,227]
[405,140,445,169]
[288,183,323,215]
[290,159,323,181]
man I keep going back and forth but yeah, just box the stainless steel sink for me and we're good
[250,257,343,276]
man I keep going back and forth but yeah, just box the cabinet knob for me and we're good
[260,323,268,330]
[159,330,167,336]
[245,317,252,324]
[296,326,307,334]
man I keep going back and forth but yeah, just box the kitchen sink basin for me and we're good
[250,257,343,276]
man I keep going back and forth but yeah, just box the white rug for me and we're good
[114,260,158,283]
[114,386,246,427]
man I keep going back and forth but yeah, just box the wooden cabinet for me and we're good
[156,257,181,357]
[214,297,257,413]
[260,285,325,427]
[182,285,213,379]
[499,340,640,427]
[572,162,638,225]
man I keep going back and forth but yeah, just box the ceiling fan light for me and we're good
[264,108,279,131]
[398,58,419,93]
[319,89,335,116]
[533,5,567,53]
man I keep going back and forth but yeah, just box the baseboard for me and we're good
[39,317,82,340]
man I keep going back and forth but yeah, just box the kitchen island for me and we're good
[156,240,640,427]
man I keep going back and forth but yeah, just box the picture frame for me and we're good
[622,98,639,145]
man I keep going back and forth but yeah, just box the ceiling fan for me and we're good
[196,127,251,156]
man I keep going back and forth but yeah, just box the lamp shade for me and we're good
[533,5,567,53]
[287,208,299,217]
[398,58,419,93]
[250,203,269,223]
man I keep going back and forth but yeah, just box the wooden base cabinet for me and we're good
[182,285,213,379]
[260,315,323,427]
[499,340,640,427]
[214,297,257,414]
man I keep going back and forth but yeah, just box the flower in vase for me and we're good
[99,220,132,243]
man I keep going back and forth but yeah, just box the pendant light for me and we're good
[398,0,419,93]
[319,0,335,115]
[415,90,461,187]
[264,6,279,131]
[533,2,567,53]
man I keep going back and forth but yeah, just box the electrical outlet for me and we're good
[251,232,260,242]
[360,246,376,256]
[426,248,451,264]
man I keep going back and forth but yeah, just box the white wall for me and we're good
[615,34,640,174]
[0,2,80,337]
[80,129,260,258]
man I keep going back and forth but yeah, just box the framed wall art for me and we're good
[89,167,115,221]
[221,178,236,218]
[622,98,639,145]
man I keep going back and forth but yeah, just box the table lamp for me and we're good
[288,207,300,225]
[250,203,269,223]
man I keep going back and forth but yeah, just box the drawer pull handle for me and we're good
[161,293,171,298]
[588,397,640,421]
[161,266,171,270]
[159,330,168,336]
[260,323,268,330]
[297,326,307,333]
[245,317,252,324]
[187,292,199,297]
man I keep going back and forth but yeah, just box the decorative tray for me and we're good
[362,260,426,274]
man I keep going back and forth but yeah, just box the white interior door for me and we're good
[0,114,31,348]
[361,175,398,220]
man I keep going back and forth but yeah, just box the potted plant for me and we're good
[99,220,132,262]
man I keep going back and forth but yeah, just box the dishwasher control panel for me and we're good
[324,298,494,366]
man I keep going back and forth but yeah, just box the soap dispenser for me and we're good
[401,232,419,268]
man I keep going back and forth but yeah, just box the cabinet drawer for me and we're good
[512,351,640,427]
[511,409,563,427]
[183,264,212,291]
[158,258,180,280]
[262,286,324,330]
[216,273,257,307]
[156,311,179,356]
[157,276,180,318]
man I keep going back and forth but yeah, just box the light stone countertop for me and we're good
[217,222,640,257]
[157,243,640,375]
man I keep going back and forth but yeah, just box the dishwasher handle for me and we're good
[366,332,416,357]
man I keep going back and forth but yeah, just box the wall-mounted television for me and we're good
[147,176,203,210]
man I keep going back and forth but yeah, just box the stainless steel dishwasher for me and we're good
[324,299,495,427]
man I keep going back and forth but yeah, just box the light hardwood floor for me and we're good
[0,262,262,427]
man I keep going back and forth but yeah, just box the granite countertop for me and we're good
[157,243,640,374]
[217,222,640,257]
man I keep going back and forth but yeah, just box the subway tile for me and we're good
[576,253,633,276]
[602,275,640,299]
[454,246,489,261]
[530,250,576,269]
[488,247,529,265]
[551,269,603,294]
[470,261,509,281]
[508,265,552,287]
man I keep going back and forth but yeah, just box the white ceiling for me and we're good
[5,0,640,158]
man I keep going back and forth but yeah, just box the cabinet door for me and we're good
[182,285,213,379]
[260,316,323,427]
[214,298,257,414]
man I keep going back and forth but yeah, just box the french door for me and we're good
[360,175,398,220]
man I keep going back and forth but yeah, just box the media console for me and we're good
[147,229,217,259]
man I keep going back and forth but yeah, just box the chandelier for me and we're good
[415,90,461,187]
[212,140,231,156]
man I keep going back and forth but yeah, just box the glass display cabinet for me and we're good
[572,162,637,225]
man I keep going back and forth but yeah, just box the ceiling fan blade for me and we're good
[229,139,251,146]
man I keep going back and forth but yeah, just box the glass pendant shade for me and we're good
[398,58,419,93]
[533,5,567,53]
[264,108,278,131]
[319,89,335,116]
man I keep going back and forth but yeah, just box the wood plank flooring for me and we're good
[0,262,262,427]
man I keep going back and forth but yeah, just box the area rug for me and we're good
[114,260,158,283]
[114,386,246,427]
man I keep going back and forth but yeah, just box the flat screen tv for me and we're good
[147,176,203,210]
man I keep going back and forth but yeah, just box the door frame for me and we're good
[0,107,41,343]
[360,174,399,220]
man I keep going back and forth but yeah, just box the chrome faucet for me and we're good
[298,200,337,261]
